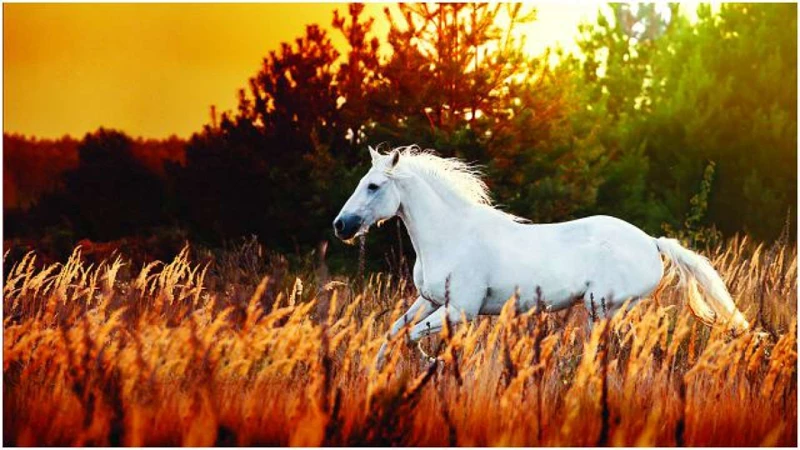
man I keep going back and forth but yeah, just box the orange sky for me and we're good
[3,3,591,139]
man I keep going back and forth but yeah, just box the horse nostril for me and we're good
[334,219,344,232]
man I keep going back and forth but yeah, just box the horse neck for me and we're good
[396,172,473,263]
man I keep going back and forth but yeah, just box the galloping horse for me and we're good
[333,146,750,367]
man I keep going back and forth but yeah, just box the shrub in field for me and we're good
[3,237,797,446]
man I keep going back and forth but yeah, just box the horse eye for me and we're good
[367,183,380,192]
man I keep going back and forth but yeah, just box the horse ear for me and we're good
[390,150,400,168]
[368,145,381,163]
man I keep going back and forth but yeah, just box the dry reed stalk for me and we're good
[3,237,796,446]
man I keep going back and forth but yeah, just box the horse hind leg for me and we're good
[584,253,663,326]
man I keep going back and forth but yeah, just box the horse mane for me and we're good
[381,145,530,223]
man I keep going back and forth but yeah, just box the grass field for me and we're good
[3,235,797,446]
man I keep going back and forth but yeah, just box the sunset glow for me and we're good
[3,3,590,139]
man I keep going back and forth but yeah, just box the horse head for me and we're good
[333,146,401,242]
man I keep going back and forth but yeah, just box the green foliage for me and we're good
[662,160,723,249]
[650,4,796,240]
[569,3,796,241]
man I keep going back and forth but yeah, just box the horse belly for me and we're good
[479,265,586,315]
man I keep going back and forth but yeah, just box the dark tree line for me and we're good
[4,3,796,270]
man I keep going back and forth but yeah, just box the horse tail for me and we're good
[655,237,750,332]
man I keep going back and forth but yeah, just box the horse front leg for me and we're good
[375,296,437,370]
[407,306,472,363]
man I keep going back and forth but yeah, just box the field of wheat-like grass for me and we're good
[3,235,797,446]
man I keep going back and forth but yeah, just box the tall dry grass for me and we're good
[3,235,797,446]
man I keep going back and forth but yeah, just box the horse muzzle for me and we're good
[333,214,363,241]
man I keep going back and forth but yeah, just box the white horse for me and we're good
[333,146,750,366]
